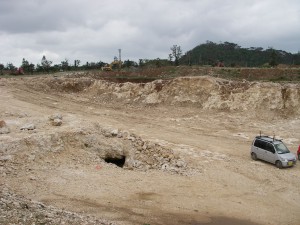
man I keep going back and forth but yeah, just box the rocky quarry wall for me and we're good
[28,75,300,118]
[88,76,300,116]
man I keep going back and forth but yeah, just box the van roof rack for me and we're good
[255,135,283,142]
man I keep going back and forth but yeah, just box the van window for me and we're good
[254,140,260,148]
[275,143,290,154]
[265,143,275,153]
[254,139,266,150]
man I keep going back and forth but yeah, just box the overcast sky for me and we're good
[1,0,300,66]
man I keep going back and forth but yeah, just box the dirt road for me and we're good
[1,74,300,225]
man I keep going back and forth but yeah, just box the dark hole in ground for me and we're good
[104,156,126,167]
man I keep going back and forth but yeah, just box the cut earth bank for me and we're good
[1,73,300,225]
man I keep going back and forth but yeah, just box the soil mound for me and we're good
[11,74,300,118]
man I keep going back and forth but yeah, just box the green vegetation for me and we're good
[1,41,300,77]
[169,45,183,66]
[179,41,300,67]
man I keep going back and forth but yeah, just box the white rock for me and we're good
[111,129,119,136]
[49,113,63,121]
[20,124,36,130]
[52,118,62,126]
[176,160,186,168]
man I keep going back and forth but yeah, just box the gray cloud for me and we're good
[0,0,299,66]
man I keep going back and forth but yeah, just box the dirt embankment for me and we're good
[1,73,300,225]
[15,74,300,118]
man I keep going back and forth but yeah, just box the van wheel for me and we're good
[251,153,257,161]
[275,161,283,169]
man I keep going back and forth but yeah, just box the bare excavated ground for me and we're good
[1,70,300,225]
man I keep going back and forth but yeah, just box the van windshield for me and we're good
[274,143,290,154]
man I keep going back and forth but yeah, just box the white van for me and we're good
[250,136,296,168]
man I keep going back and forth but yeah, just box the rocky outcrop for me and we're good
[84,76,300,117]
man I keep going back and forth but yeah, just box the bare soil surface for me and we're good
[1,71,300,225]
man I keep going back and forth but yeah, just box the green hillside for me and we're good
[179,41,300,67]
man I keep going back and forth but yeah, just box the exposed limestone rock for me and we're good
[20,123,36,130]
[2,122,188,174]
[49,113,63,121]
[111,129,119,136]
[49,113,63,126]
[51,118,62,126]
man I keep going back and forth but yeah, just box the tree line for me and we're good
[0,58,177,76]
[0,44,183,75]
[0,56,101,75]
[1,42,299,75]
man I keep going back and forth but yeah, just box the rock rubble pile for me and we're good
[0,186,116,225]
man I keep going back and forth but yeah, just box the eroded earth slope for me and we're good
[1,72,300,225]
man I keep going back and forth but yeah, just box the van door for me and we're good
[264,143,277,163]
[253,139,267,160]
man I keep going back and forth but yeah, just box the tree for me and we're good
[21,58,30,73]
[138,58,171,68]
[61,59,69,71]
[123,59,137,68]
[41,55,52,73]
[168,53,173,62]
[170,45,182,66]
[139,59,145,67]
[74,59,80,69]
[6,63,16,71]
[97,61,106,69]
[0,64,4,75]
[269,49,279,67]
[28,63,35,74]
[21,58,35,74]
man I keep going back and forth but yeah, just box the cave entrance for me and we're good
[104,156,126,168]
